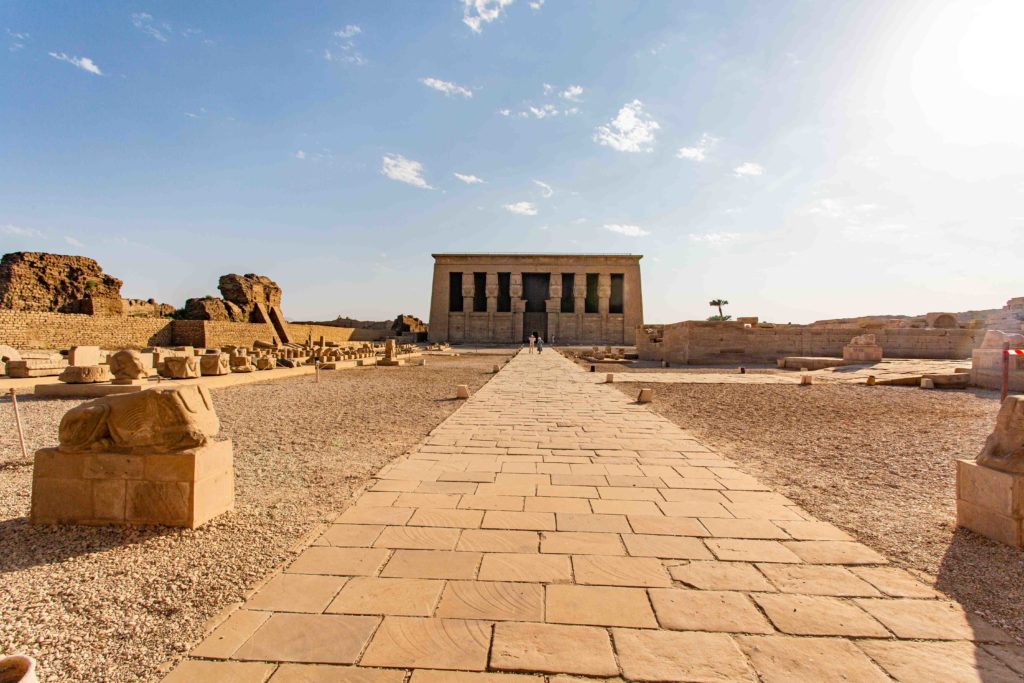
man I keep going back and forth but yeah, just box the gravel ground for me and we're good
[615,381,1024,643]
[0,354,507,682]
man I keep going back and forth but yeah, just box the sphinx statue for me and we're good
[977,396,1024,474]
[58,385,220,454]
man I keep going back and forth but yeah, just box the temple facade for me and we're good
[428,253,644,345]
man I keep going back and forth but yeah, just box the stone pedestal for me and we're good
[842,344,883,363]
[956,459,1023,547]
[30,440,234,528]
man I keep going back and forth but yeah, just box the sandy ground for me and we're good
[0,354,508,683]
[615,380,1024,644]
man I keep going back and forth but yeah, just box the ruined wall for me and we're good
[0,310,173,349]
[647,321,984,365]
[0,252,123,314]
[287,323,387,345]
[0,311,390,351]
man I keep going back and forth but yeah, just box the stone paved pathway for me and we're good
[165,350,1022,682]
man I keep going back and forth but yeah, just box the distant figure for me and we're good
[528,333,536,354]
[537,336,544,353]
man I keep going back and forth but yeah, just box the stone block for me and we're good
[6,359,66,377]
[68,345,102,366]
[843,344,883,363]
[956,459,1024,547]
[31,440,234,528]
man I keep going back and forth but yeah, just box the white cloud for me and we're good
[1,224,43,238]
[533,180,553,198]
[594,100,660,152]
[381,154,434,189]
[420,77,473,98]
[324,48,366,65]
[733,162,764,177]
[325,25,366,65]
[131,13,169,42]
[7,29,28,52]
[463,0,514,33]
[603,223,650,237]
[676,133,719,162]
[504,202,538,216]
[294,150,307,160]
[48,52,102,75]
[454,172,485,184]
[689,232,738,244]
[498,108,511,117]
[64,236,85,248]
[334,25,361,39]
[529,104,559,119]
[530,0,545,9]
[560,84,583,101]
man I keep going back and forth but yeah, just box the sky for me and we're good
[1,0,1022,324]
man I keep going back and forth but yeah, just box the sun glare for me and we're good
[905,0,1024,144]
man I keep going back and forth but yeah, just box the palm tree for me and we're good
[709,298,729,318]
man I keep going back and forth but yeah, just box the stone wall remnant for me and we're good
[0,252,123,315]
[218,273,282,321]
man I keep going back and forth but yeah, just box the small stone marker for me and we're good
[606,373,614,383]
[493,364,500,373]
[637,388,653,403]
[456,384,470,399]
[800,375,813,385]
[866,375,876,386]
[920,378,935,389]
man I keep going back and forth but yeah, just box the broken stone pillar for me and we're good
[229,356,255,373]
[378,339,402,366]
[164,356,200,379]
[30,385,234,528]
[200,353,230,376]
[956,396,1024,547]
[256,357,274,370]
[58,365,111,384]
[842,334,883,363]
[109,350,148,385]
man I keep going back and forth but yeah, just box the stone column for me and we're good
[510,273,524,343]
[462,275,474,343]
[598,273,612,343]
[485,272,499,341]
[546,274,562,344]
[573,273,587,345]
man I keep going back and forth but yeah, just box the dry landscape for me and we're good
[614,379,1024,644]
[0,353,508,683]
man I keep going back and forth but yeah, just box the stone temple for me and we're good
[428,253,643,345]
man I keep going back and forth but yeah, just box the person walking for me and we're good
[528,333,536,354]
[537,335,544,353]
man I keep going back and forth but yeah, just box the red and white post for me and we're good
[1004,344,1024,403]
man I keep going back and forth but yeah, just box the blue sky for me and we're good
[2,1,1022,323]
